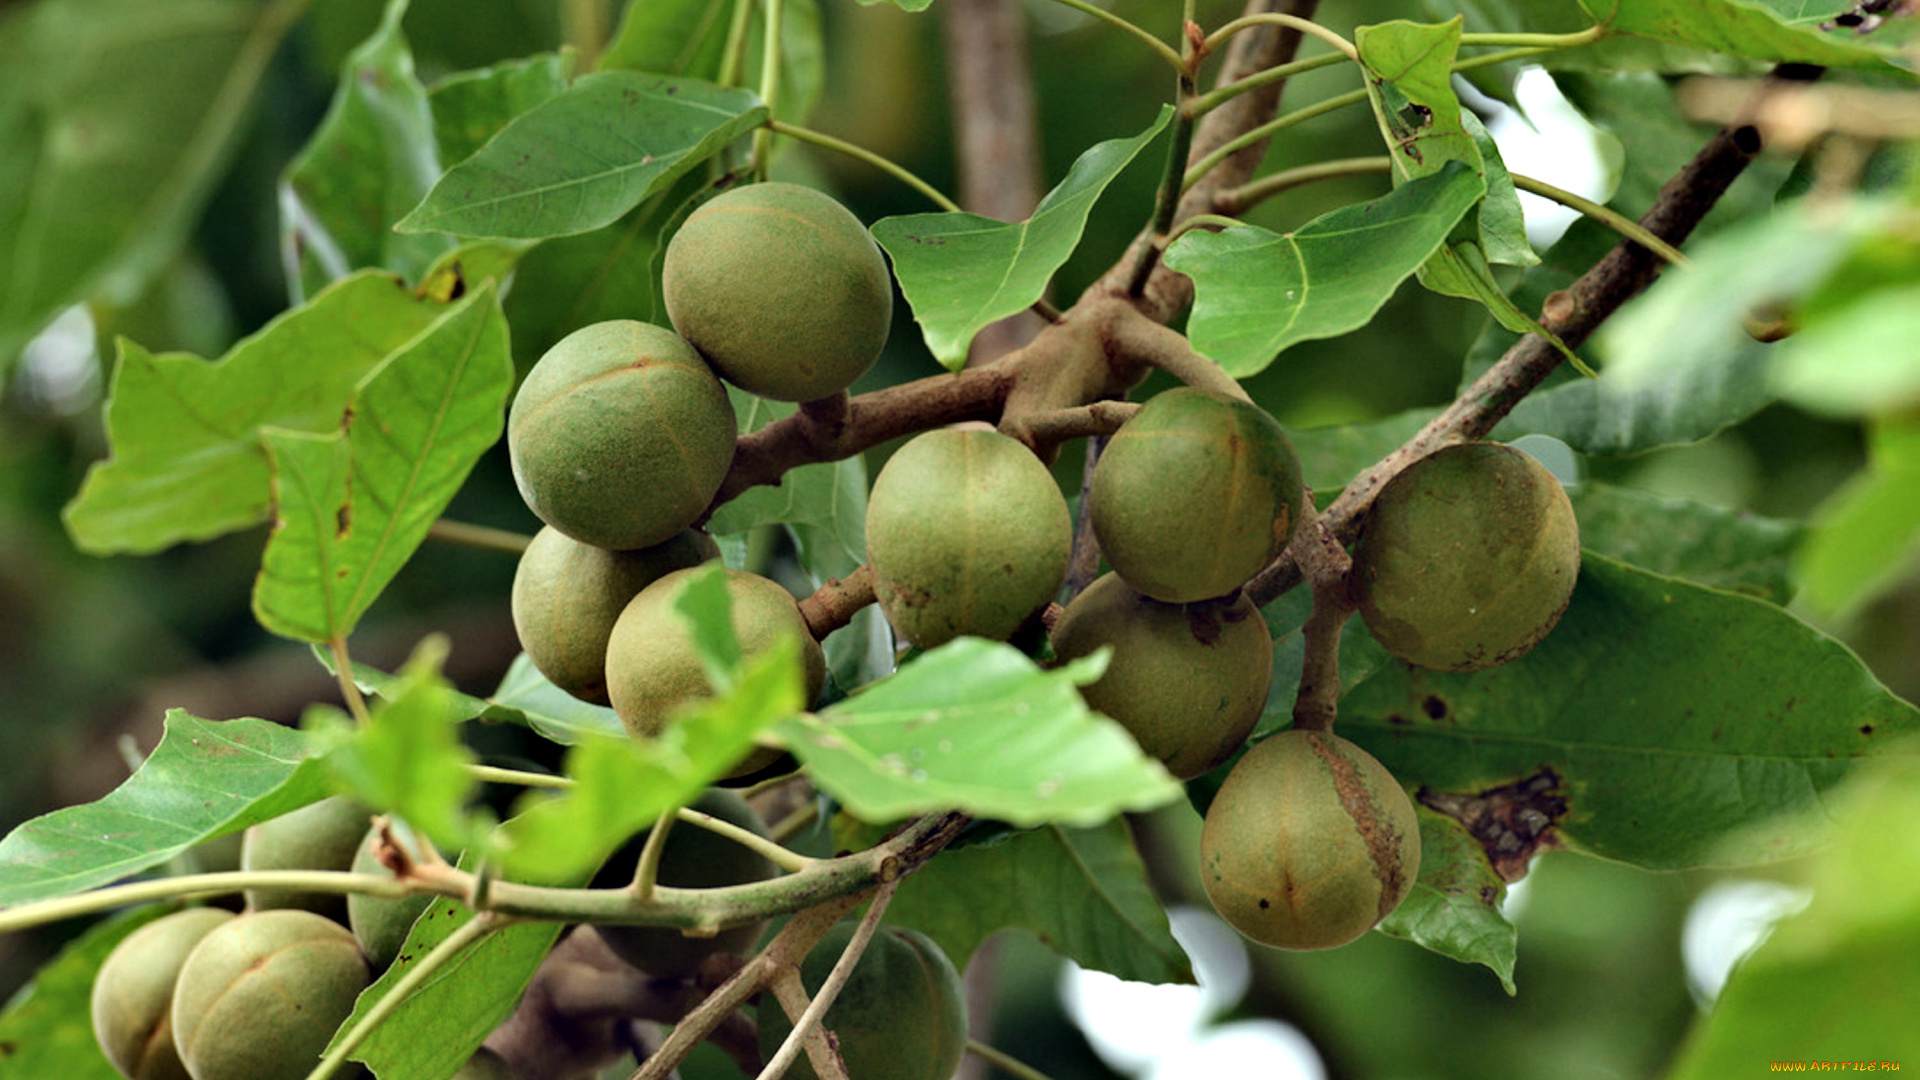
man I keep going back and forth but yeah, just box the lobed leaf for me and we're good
[1575,0,1914,73]
[1165,164,1484,377]
[1375,807,1517,993]
[0,714,330,907]
[782,639,1184,827]
[252,283,512,642]
[873,106,1172,369]
[397,73,766,239]
[886,820,1195,985]
[279,0,452,304]
[1341,555,1920,872]
[62,271,462,555]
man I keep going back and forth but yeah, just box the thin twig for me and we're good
[0,871,417,934]
[1215,155,1390,214]
[758,881,900,1080]
[769,970,853,1080]
[1510,173,1690,266]
[1201,13,1355,62]
[677,806,815,873]
[468,764,574,789]
[427,518,533,554]
[767,121,963,212]
[631,809,678,898]
[329,636,372,726]
[1036,0,1185,72]
[966,1039,1059,1080]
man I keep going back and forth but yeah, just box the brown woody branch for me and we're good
[797,565,877,641]
[1246,119,1768,606]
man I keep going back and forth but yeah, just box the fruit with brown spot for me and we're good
[170,910,372,1080]
[346,823,438,972]
[511,526,719,704]
[1352,441,1580,672]
[866,428,1071,648]
[1091,388,1304,603]
[507,320,735,551]
[664,182,892,403]
[1050,572,1271,779]
[605,567,825,777]
[1201,730,1421,950]
[91,907,236,1080]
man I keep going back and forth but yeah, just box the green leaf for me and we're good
[0,904,178,1080]
[873,106,1173,370]
[318,647,625,744]
[397,73,767,240]
[0,0,291,370]
[493,637,805,881]
[1462,219,1773,454]
[672,560,743,687]
[279,0,452,304]
[1375,807,1517,993]
[428,51,575,166]
[1663,754,1920,1078]
[335,849,577,1080]
[1575,0,1912,73]
[1461,110,1537,269]
[1341,555,1920,872]
[252,283,512,642]
[1571,483,1803,603]
[783,639,1184,827]
[1165,164,1485,377]
[856,0,933,11]
[500,191,680,371]
[1772,283,1920,418]
[1357,19,1479,186]
[0,713,330,906]
[885,820,1194,985]
[1598,198,1890,406]
[602,0,825,128]
[62,271,466,555]
[1796,416,1920,619]
[307,637,485,853]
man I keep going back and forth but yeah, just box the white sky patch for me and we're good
[1060,906,1325,1080]
[1460,67,1618,250]
[1681,879,1812,1006]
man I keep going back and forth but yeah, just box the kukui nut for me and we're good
[756,924,967,1080]
[91,907,236,1080]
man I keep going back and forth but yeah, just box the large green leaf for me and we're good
[1664,755,1920,1077]
[279,0,451,304]
[601,0,825,128]
[334,849,576,1080]
[1376,807,1516,993]
[1341,555,1920,871]
[427,52,574,166]
[62,271,464,555]
[1772,283,1920,418]
[782,640,1184,827]
[0,905,177,1080]
[0,714,330,907]
[396,73,766,240]
[885,820,1194,985]
[499,190,682,371]
[494,637,806,881]
[252,283,512,642]
[872,107,1172,370]
[1575,0,1913,73]
[1571,483,1803,603]
[0,0,291,371]
[1164,164,1484,377]
[1796,417,1920,619]
[321,647,626,744]
[1357,19,1479,187]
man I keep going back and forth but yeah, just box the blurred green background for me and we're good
[1,0,1913,1077]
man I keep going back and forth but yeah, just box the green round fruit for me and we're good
[91,908,236,1080]
[1090,388,1304,603]
[1200,730,1421,951]
[592,789,779,979]
[170,910,372,1080]
[346,823,437,972]
[241,796,368,922]
[1352,441,1580,672]
[507,320,736,551]
[1050,572,1271,780]
[605,568,825,777]
[757,924,967,1080]
[663,182,892,403]
[866,429,1071,648]
[512,525,719,704]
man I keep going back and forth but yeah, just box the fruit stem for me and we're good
[759,881,899,1080]
[329,636,373,726]
[966,1040,1059,1080]
[631,808,679,899]
[750,0,786,180]
[766,121,963,212]
[468,764,573,789]
[797,564,878,640]
[303,911,512,1080]
[998,400,1140,458]
[426,518,533,554]
[717,0,756,88]
[1288,505,1355,732]
[678,806,816,873]
[1108,305,1250,403]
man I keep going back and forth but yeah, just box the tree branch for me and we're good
[797,564,877,641]
[1246,119,1768,606]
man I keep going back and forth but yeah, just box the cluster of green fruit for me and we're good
[1195,441,1581,950]
[87,797,508,1080]
[508,180,894,767]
